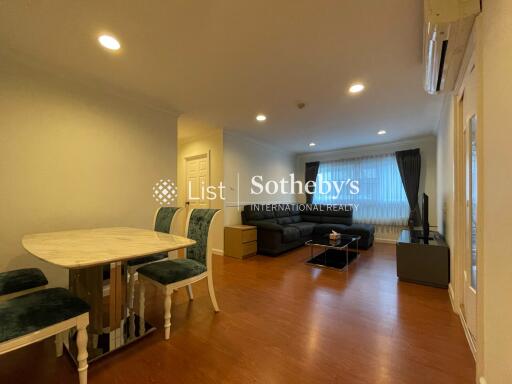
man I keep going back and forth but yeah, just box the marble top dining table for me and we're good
[21,226,196,363]
[22,227,196,269]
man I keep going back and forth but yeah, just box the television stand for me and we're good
[396,229,450,288]
[410,229,435,243]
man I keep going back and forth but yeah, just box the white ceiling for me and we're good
[0,0,443,153]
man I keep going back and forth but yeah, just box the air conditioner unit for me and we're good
[423,0,481,95]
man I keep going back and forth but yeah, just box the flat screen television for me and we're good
[422,193,429,243]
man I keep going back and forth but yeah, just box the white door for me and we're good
[461,55,479,342]
[185,152,210,210]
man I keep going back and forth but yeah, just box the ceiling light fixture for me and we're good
[256,114,267,122]
[98,34,121,50]
[378,130,387,135]
[309,142,316,147]
[349,83,365,94]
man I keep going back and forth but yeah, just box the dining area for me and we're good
[0,26,228,381]
[0,207,222,384]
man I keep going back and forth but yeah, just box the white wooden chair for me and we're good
[137,208,221,339]
[127,207,183,313]
[0,287,89,383]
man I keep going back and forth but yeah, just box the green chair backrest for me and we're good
[186,209,220,266]
[154,207,180,233]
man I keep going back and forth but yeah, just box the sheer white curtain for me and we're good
[312,153,409,225]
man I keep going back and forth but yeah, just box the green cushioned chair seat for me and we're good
[0,268,48,296]
[137,259,206,285]
[127,252,168,267]
[0,288,89,343]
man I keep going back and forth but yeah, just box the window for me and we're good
[312,153,409,225]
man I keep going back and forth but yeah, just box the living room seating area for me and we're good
[241,204,375,255]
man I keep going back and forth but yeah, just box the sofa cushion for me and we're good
[281,226,301,243]
[288,205,300,216]
[274,207,291,218]
[260,218,278,224]
[243,205,264,221]
[289,222,316,237]
[313,223,349,235]
[276,217,293,225]
[246,219,282,232]
[243,205,275,221]
[300,215,324,223]
[290,215,302,223]
[0,268,48,296]
[261,207,276,219]
[0,288,89,343]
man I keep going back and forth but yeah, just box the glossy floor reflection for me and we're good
[0,243,475,383]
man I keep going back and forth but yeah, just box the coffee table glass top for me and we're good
[305,234,361,250]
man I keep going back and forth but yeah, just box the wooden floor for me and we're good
[0,243,475,383]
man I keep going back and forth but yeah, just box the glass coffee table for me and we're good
[305,234,361,271]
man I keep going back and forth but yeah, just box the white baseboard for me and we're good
[212,248,224,256]
[448,283,457,313]
[458,306,477,361]
[446,284,477,363]
[374,238,397,244]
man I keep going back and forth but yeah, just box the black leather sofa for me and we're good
[241,204,375,255]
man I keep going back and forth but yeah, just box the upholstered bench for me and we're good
[0,268,48,301]
[0,287,90,384]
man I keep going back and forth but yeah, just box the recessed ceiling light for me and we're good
[378,130,387,135]
[256,114,267,122]
[309,142,316,147]
[349,83,365,94]
[98,34,121,50]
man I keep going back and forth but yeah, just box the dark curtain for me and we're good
[304,161,320,204]
[395,149,421,226]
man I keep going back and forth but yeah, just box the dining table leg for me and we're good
[67,261,155,363]
[108,262,126,349]
[69,266,104,334]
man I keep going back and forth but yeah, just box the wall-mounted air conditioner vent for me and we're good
[423,0,481,95]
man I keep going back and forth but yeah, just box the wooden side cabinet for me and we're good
[224,225,257,259]
[396,229,450,288]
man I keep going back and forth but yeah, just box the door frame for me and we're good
[452,16,484,377]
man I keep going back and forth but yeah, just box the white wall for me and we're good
[0,57,178,287]
[295,136,438,241]
[436,96,456,278]
[481,1,512,382]
[223,132,297,226]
